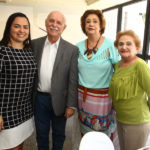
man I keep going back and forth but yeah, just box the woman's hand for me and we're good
[0,116,3,131]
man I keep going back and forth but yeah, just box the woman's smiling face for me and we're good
[117,35,138,59]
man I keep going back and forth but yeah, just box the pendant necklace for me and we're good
[84,35,101,58]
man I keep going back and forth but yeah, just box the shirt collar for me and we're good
[45,37,60,49]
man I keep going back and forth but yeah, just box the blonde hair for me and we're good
[114,30,141,52]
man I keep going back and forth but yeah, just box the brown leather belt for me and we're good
[78,85,108,102]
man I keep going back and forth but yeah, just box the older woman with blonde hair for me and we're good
[109,30,150,150]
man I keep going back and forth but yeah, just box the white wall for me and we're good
[0,4,86,45]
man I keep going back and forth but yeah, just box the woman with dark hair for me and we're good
[77,9,120,141]
[0,12,37,150]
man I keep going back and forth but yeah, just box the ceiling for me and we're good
[0,0,133,9]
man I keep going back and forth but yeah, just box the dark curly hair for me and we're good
[0,12,31,49]
[81,9,106,35]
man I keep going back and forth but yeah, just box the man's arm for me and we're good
[65,47,78,118]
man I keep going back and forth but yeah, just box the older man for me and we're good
[32,11,78,150]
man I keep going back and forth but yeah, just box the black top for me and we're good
[0,45,37,129]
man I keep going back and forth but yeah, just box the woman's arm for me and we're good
[0,116,3,131]
[138,60,150,110]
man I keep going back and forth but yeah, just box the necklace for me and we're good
[84,36,101,57]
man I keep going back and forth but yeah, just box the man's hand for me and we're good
[0,116,3,132]
[64,108,75,118]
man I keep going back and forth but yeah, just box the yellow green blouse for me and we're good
[109,58,150,124]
